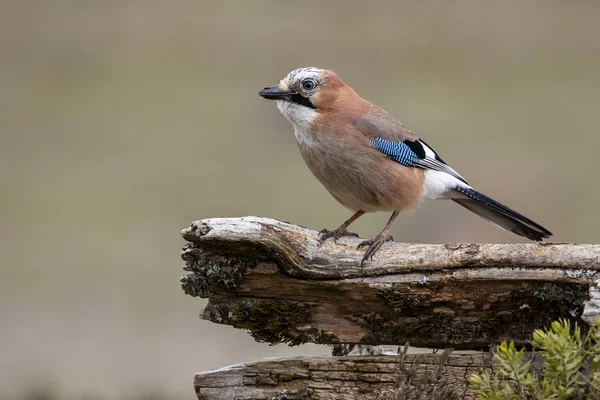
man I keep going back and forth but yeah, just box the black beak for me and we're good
[258,85,290,100]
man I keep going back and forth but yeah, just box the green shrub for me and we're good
[469,319,600,399]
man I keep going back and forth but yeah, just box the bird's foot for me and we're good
[358,234,394,266]
[318,227,359,246]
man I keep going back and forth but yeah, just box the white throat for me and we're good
[277,100,318,147]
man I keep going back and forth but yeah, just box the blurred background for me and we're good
[1,0,599,399]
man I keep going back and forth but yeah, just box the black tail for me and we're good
[452,187,552,241]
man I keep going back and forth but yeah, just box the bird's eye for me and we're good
[301,79,316,91]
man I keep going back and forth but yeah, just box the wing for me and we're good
[353,105,468,184]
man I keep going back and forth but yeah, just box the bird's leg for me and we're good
[318,210,365,246]
[358,211,399,266]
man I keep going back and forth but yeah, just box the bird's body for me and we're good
[279,74,425,213]
[259,67,552,264]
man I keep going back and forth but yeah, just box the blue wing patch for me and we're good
[371,137,420,167]
[371,137,469,183]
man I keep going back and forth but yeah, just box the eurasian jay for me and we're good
[259,67,552,265]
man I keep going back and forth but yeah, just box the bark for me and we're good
[194,352,488,400]
[181,216,600,349]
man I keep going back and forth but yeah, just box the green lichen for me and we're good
[301,327,337,345]
[532,283,589,316]
[357,312,457,347]
[180,243,249,298]
[232,300,336,346]
[475,282,590,341]
[206,302,232,324]
[373,288,424,311]
[359,283,590,349]
[517,283,588,332]
[478,311,501,333]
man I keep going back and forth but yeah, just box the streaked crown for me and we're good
[259,67,350,132]
[278,67,324,94]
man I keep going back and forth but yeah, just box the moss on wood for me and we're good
[357,282,590,348]
[180,242,250,298]
[231,300,337,346]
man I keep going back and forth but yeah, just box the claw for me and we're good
[358,234,393,266]
[318,227,360,246]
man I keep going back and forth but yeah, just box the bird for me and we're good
[258,67,552,266]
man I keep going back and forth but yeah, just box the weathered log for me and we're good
[180,217,600,349]
[195,352,487,400]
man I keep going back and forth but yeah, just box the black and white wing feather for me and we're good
[370,136,468,184]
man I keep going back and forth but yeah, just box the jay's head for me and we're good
[259,67,349,129]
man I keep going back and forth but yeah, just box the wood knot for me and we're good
[190,222,212,236]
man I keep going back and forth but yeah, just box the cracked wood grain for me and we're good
[194,353,488,400]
